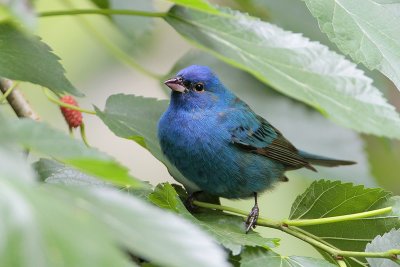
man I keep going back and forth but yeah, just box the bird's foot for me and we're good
[185,191,202,212]
[245,204,259,233]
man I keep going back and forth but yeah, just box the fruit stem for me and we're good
[80,123,90,147]
[43,88,96,115]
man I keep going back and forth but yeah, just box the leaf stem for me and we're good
[283,207,392,226]
[80,123,90,147]
[279,226,400,259]
[290,226,336,249]
[290,226,367,266]
[192,200,400,262]
[43,88,97,115]
[38,9,167,18]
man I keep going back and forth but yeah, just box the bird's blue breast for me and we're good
[158,103,285,199]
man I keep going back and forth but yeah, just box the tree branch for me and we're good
[192,200,400,264]
[0,79,40,120]
[38,9,167,18]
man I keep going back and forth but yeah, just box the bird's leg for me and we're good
[245,192,259,233]
[185,191,203,212]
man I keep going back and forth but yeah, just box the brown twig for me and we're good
[0,78,40,120]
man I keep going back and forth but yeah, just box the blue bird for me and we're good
[158,65,355,232]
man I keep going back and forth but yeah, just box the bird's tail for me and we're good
[299,150,356,167]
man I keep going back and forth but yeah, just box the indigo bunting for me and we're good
[158,65,355,232]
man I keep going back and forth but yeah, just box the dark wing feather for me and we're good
[232,116,316,171]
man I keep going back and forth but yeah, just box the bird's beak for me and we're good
[164,77,186,93]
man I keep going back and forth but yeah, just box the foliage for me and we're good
[289,180,400,266]
[166,5,400,138]
[0,0,399,267]
[0,116,141,187]
[149,183,278,255]
[303,0,400,91]
[366,229,400,267]
[0,23,81,96]
[240,247,336,267]
[1,159,228,267]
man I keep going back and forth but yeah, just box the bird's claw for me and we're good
[245,204,259,233]
[185,191,202,212]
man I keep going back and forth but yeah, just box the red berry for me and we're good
[60,95,83,128]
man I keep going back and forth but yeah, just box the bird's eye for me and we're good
[194,83,204,92]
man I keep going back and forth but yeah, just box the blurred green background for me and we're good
[16,0,400,259]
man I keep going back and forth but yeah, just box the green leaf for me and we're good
[240,247,336,267]
[148,183,189,215]
[289,180,391,219]
[90,0,109,9]
[167,50,375,186]
[0,23,82,96]
[141,264,159,267]
[55,185,230,267]
[33,158,110,187]
[0,117,228,267]
[34,158,153,200]
[165,6,400,138]
[127,135,147,148]
[96,95,200,191]
[289,180,400,266]
[166,0,219,14]
[237,0,399,97]
[1,153,227,267]
[34,162,227,267]
[95,95,167,157]
[0,178,133,267]
[149,183,278,255]
[196,212,279,255]
[0,118,141,187]
[303,0,400,91]
[365,229,400,267]
[385,196,400,218]
[228,253,241,267]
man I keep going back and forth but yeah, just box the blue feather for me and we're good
[158,65,355,199]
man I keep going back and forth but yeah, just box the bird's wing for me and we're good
[231,115,315,171]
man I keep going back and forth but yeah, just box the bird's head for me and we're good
[164,65,230,110]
